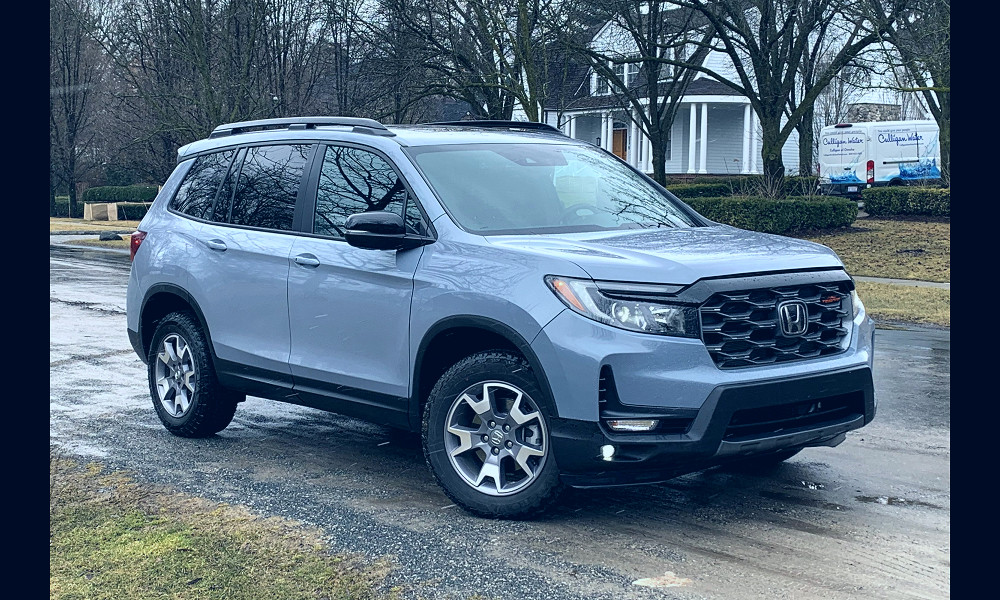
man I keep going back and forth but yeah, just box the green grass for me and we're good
[800,217,950,283]
[50,454,396,600]
[855,280,950,327]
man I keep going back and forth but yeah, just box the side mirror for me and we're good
[343,211,431,250]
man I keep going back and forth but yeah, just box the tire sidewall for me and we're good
[147,312,214,431]
[423,352,561,518]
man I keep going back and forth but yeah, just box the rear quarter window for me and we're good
[169,150,237,219]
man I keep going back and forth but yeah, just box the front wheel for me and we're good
[422,351,563,518]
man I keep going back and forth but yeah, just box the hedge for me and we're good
[666,183,734,198]
[861,187,949,217]
[116,202,152,220]
[684,196,857,234]
[667,176,819,199]
[82,185,159,204]
[52,196,84,218]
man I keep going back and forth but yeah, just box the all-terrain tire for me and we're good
[422,351,563,519]
[147,311,242,437]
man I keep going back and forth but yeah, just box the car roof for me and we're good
[177,122,589,162]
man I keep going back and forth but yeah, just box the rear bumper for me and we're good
[550,365,875,487]
[819,182,868,198]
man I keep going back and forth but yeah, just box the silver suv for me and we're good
[127,117,876,518]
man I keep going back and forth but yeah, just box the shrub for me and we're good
[684,196,857,234]
[115,202,152,221]
[666,183,734,198]
[82,185,159,204]
[667,176,820,199]
[861,187,950,217]
[52,196,84,218]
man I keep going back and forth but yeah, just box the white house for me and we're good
[532,18,803,176]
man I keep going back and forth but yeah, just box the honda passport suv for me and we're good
[126,117,876,518]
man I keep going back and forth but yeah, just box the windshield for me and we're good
[406,143,702,235]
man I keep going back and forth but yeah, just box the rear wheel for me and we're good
[422,351,562,518]
[147,311,242,437]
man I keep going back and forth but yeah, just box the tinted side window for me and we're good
[211,148,245,223]
[169,150,236,220]
[314,146,410,237]
[230,144,311,231]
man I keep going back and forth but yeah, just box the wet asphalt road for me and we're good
[49,244,949,600]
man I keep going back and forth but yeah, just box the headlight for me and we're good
[545,276,699,337]
[850,289,864,318]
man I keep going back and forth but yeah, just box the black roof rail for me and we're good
[426,120,565,135]
[209,116,395,138]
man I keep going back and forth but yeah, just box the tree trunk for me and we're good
[50,170,57,217]
[67,149,78,218]
[797,108,814,177]
[650,132,667,187]
[938,94,950,187]
[69,183,78,219]
[760,118,786,195]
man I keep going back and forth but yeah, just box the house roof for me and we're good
[556,76,738,112]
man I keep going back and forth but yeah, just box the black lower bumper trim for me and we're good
[550,365,874,487]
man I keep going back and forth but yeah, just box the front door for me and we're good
[286,144,429,426]
[613,129,627,160]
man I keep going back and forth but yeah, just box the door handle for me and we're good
[205,239,227,251]
[294,254,320,267]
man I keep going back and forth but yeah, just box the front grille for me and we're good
[700,282,852,369]
[724,391,864,441]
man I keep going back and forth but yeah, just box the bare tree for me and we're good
[662,0,904,184]
[94,0,330,181]
[386,0,559,120]
[563,1,713,185]
[51,0,100,216]
[879,0,949,184]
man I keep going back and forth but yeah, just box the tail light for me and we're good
[130,230,147,261]
[866,160,874,184]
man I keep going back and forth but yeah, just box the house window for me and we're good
[627,63,640,87]
[596,73,609,95]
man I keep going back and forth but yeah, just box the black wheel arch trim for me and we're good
[139,283,216,365]
[410,315,557,431]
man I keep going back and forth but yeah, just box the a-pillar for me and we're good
[687,103,697,173]
[741,104,751,174]
[698,103,708,174]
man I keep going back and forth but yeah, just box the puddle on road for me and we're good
[855,495,943,509]
[633,571,693,589]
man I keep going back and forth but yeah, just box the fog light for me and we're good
[606,419,659,432]
[600,445,616,461]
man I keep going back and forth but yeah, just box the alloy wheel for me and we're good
[444,381,548,496]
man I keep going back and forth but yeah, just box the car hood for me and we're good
[485,225,845,285]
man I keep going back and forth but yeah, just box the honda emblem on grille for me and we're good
[777,300,809,336]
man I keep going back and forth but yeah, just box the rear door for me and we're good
[819,125,867,189]
[188,143,314,388]
[286,144,431,426]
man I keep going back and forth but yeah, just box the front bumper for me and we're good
[550,365,875,487]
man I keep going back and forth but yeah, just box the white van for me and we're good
[818,120,941,198]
